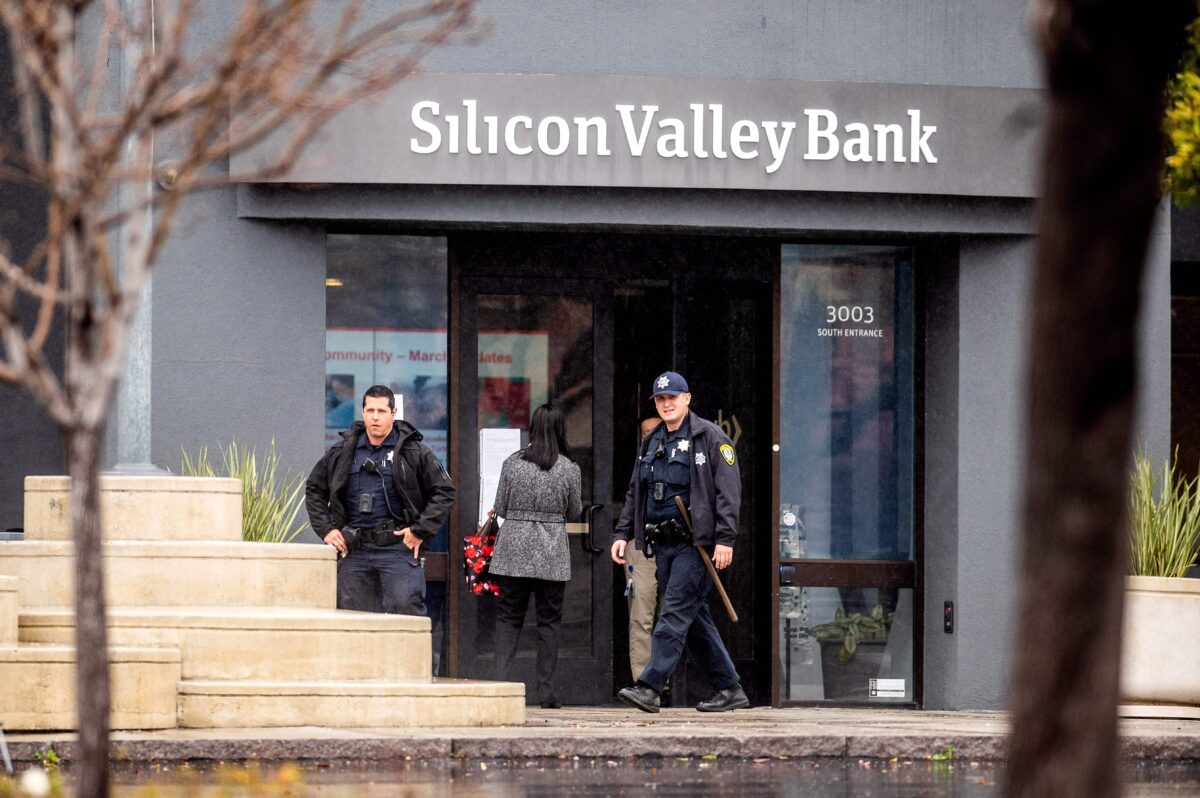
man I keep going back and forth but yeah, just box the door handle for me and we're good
[581,504,606,554]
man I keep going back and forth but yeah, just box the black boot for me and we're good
[696,684,749,712]
[618,684,661,713]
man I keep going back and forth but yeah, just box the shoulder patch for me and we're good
[719,443,736,466]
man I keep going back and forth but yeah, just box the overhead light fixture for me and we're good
[325,278,344,287]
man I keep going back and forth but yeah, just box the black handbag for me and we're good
[463,510,501,597]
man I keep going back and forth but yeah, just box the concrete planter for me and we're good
[1120,575,1200,718]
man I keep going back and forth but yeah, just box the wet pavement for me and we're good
[6,707,1200,766]
[109,758,1009,797]
[93,757,1200,796]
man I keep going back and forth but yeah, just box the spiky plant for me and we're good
[180,440,309,543]
[1129,450,1200,578]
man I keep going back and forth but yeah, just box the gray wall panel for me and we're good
[417,1,1041,89]
[151,184,326,493]
[954,237,1031,709]
[939,212,1172,710]
[1140,206,1172,464]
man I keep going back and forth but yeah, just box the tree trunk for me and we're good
[1005,3,1193,797]
[66,424,110,798]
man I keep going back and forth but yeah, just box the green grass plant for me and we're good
[179,440,309,543]
[1129,449,1200,578]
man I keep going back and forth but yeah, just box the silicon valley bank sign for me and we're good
[411,102,938,172]
[235,73,1042,198]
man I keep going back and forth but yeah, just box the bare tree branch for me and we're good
[0,3,481,792]
[0,294,71,425]
[0,246,58,303]
[6,23,44,163]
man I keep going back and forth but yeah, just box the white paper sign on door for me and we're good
[479,428,522,525]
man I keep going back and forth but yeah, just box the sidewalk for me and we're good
[5,708,1200,764]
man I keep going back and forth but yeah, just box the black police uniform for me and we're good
[306,419,455,616]
[641,416,693,536]
[615,401,743,708]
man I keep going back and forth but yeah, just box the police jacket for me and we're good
[305,420,455,542]
[614,412,741,550]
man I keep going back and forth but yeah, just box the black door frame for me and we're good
[451,266,615,703]
[438,230,924,708]
[768,242,926,708]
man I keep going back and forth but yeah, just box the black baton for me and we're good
[674,496,739,623]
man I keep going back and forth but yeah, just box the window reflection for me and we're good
[325,234,450,674]
[780,586,913,702]
[779,245,914,561]
[325,235,450,464]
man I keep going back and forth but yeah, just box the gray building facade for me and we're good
[0,2,1171,710]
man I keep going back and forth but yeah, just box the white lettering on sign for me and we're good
[762,121,796,174]
[804,110,838,161]
[410,100,442,154]
[826,305,876,324]
[574,116,611,156]
[410,100,939,172]
[804,109,936,164]
[817,328,885,338]
[616,104,657,156]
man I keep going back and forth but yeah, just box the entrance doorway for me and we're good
[450,234,773,707]
[454,272,615,703]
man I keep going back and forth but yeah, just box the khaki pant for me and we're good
[626,544,659,680]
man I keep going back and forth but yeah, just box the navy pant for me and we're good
[337,542,427,616]
[637,542,739,694]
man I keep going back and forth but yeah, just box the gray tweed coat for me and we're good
[489,452,582,581]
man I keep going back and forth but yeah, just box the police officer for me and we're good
[306,384,455,616]
[611,371,749,713]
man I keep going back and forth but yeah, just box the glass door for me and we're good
[776,245,917,705]
[454,276,614,705]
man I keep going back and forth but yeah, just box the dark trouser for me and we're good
[494,575,565,703]
[337,543,427,616]
[637,541,739,694]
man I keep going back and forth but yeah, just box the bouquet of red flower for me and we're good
[463,510,501,597]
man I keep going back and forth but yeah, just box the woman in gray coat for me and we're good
[489,403,582,708]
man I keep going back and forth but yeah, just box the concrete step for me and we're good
[24,475,242,542]
[178,678,526,728]
[20,607,432,682]
[0,541,334,610]
[0,643,181,730]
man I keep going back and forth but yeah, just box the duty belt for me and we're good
[352,519,408,547]
[643,517,691,558]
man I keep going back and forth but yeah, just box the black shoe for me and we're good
[697,684,749,712]
[539,698,561,709]
[618,685,661,713]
